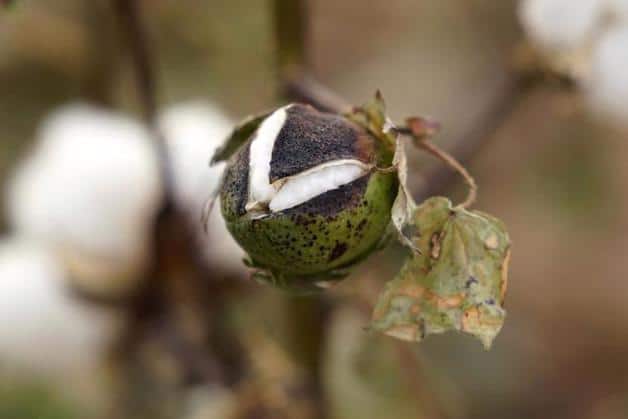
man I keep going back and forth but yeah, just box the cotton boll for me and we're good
[0,238,121,376]
[607,0,628,21]
[220,104,397,282]
[586,26,628,126]
[159,101,233,219]
[159,101,245,275]
[519,0,606,51]
[7,103,162,297]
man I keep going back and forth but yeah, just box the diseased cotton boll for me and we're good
[519,0,606,51]
[220,104,397,281]
[6,103,162,297]
[0,238,121,376]
[159,101,246,275]
[586,25,628,126]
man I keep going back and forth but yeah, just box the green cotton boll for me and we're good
[219,104,398,287]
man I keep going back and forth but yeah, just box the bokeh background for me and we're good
[1,0,628,418]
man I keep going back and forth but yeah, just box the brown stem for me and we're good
[111,0,156,122]
[284,74,350,113]
[110,0,240,395]
[273,2,333,418]
[273,0,308,81]
[415,138,478,209]
[414,76,525,203]
[111,0,173,193]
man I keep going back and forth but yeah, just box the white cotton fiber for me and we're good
[159,101,245,274]
[607,0,628,20]
[269,160,369,213]
[160,101,233,219]
[7,103,162,294]
[587,25,628,126]
[247,105,289,208]
[0,237,121,376]
[519,0,605,51]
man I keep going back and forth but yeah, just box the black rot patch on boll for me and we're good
[222,141,251,217]
[268,104,375,182]
[329,242,348,262]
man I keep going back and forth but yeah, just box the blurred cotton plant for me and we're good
[6,101,245,298]
[7,103,162,297]
[519,0,628,126]
[0,237,121,373]
[0,237,121,407]
[1,99,247,415]
[159,101,245,275]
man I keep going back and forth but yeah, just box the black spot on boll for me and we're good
[329,242,348,262]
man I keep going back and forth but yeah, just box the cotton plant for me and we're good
[0,237,121,379]
[519,0,628,126]
[7,103,163,297]
[7,101,246,299]
[159,101,245,275]
[210,93,512,348]
[586,26,628,124]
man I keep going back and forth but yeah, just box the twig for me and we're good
[284,74,350,113]
[272,2,334,418]
[111,0,232,392]
[272,0,348,113]
[414,76,525,203]
[111,0,174,194]
[395,116,478,209]
[273,0,308,81]
[415,138,478,209]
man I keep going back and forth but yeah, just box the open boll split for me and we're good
[217,104,398,286]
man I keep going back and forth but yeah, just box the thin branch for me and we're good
[273,2,333,419]
[395,115,478,208]
[284,74,350,113]
[414,76,525,203]
[273,0,308,81]
[414,138,478,209]
[111,0,173,193]
[273,0,348,113]
[111,0,231,391]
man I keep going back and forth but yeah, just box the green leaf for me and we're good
[371,197,511,349]
[210,111,270,164]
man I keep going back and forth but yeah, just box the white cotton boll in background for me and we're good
[6,103,163,297]
[0,237,121,377]
[586,25,628,127]
[159,101,245,275]
[607,0,628,21]
[159,101,232,219]
[183,385,237,419]
[519,0,606,51]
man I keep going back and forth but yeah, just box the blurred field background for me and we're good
[1,1,628,419]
